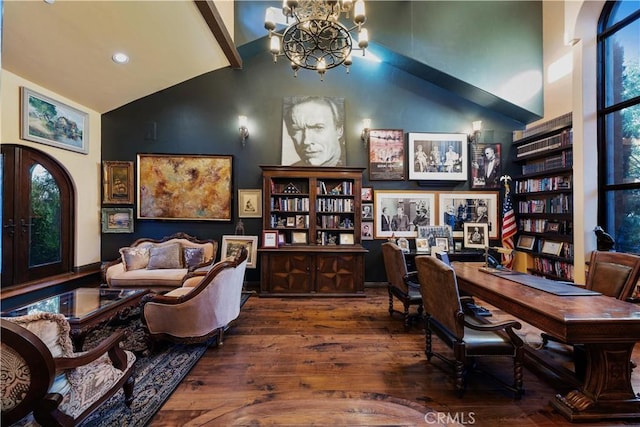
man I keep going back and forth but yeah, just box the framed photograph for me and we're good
[541,240,563,256]
[361,222,373,240]
[408,133,468,181]
[221,235,258,268]
[286,217,296,227]
[435,237,449,252]
[278,233,286,246]
[361,187,373,201]
[516,235,536,251]
[470,143,502,189]
[438,192,499,239]
[463,222,489,249]
[396,237,410,253]
[262,231,279,248]
[295,215,307,228]
[362,203,374,220]
[339,233,355,245]
[292,231,308,244]
[238,189,262,218]
[137,154,232,221]
[101,208,134,233]
[102,161,134,204]
[281,96,346,167]
[20,87,89,154]
[545,222,561,233]
[374,190,436,239]
[368,129,405,180]
[417,225,454,254]
[415,238,430,252]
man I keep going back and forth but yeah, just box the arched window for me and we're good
[1,144,74,287]
[597,0,640,253]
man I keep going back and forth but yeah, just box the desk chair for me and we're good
[381,242,424,329]
[416,255,524,398]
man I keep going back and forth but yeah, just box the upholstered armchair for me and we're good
[142,246,248,346]
[1,312,136,426]
[415,256,524,398]
[381,242,423,329]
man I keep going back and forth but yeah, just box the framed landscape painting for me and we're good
[408,133,467,181]
[101,208,134,233]
[137,154,232,221]
[21,87,89,154]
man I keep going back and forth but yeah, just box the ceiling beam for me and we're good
[194,0,243,69]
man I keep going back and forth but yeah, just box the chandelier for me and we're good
[264,0,369,80]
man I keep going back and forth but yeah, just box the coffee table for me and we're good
[2,287,149,350]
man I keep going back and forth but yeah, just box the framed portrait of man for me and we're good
[470,143,502,189]
[281,96,346,167]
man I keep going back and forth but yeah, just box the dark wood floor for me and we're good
[151,287,639,426]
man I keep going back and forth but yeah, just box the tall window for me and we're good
[598,0,640,253]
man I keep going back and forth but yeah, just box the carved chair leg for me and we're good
[417,304,424,317]
[124,375,135,406]
[388,287,394,316]
[425,323,433,360]
[455,360,465,397]
[403,304,410,330]
[514,356,524,399]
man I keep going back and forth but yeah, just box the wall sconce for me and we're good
[361,118,371,144]
[469,120,482,143]
[238,115,249,147]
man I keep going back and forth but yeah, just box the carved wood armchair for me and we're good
[415,256,524,398]
[381,242,424,329]
[1,312,135,426]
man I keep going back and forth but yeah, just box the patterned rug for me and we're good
[13,292,252,427]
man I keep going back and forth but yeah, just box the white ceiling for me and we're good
[2,0,236,113]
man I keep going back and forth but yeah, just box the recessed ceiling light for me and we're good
[112,52,129,64]
[44,0,55,4]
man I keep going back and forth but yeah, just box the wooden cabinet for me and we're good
[259,166,367,296]
[512,114,574,281]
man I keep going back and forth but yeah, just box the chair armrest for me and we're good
[54,331,126,370]
[101,258,123,283]
[404,271,420,290]
[463,317,521,332]
[187,258,215,273]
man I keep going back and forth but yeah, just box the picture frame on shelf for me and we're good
[101,208,134,234]
[408,133,468,181]
[238,189,262,218]
[396,237,410,253]
[137,154,232,221]
[541,240,563,256]
[361,187,373,201]
[437,191,499,239]
[415,238,430,252]
[339,233,355,245]
[292,231,308,244]
[221,235,258,269]
[286,217,296,227]
[435,237,449,252]
[545,222,561,233]
[262,231,279,248]
[374,190,436,239]
[516,235,536,251]
[417,225,454,253]
[368,129,405,181]
[463,222,489,249]
[278,233,286,246]
[21,87,89,154]
[469,143,502,189]
[102,161,134,204]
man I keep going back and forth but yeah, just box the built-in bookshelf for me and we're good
[512,114,574,281]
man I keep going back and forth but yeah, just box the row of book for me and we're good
[513,112,572,141]
[532,257,575,281]
[517,195,572,214]
[317,215,354,230]
[517,219,573,234]
[316,198,354,213]
[317,180,354,196]
[515,175,573,193]
[271,197,310,212]
[521,150,573,174]
[515,129,573,158]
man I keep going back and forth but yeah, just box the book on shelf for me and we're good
[515,129,573,158]
[514,112,572,141]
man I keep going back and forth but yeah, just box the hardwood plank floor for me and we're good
[151,287,639,426]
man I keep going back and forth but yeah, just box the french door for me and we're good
[1,144,74,287]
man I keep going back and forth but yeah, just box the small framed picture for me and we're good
[262,231,279,248]
[278,233,286,246]
[101,208,134,233]
[286,217,295,227]
[435,237,449,252]
[339,233,354,245]
[541,240,563,256]
[545,222,561,233]
[221,235,258,268]
[396,237,410,253]
[416,238,430,252]
[362,203,374,220]
[361,222,373,240]
[292,231,308,244]
[463,222,488,249]
[361,187,373,202]
[516,235,536,250]
[102,161,134,204]
[296,215,307,228]
[238,189,262,218]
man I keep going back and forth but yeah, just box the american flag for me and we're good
[501,176,516,268]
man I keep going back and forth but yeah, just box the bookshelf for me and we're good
[512,114,574,281]
[259,165,367,296]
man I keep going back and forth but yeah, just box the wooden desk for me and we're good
[452,262,640,422]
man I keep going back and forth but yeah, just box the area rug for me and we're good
[12,292,252,427]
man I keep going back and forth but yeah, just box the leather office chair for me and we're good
[415,256,524,398]
[1,313,135,426]
[142,246,248,346]
[381,242,424,329]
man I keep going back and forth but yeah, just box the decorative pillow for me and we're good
[119,247,150,271]
[147,243,183,269]
[183,247,205,268]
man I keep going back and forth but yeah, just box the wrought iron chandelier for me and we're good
[264,0,369,80]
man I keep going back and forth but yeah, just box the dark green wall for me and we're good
[101,45,522,282]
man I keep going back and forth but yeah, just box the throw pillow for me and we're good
[147,243,183,269]
[183,247,205,268]
[119,247,150,271]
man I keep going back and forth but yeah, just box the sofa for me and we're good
[102,233,218,293]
